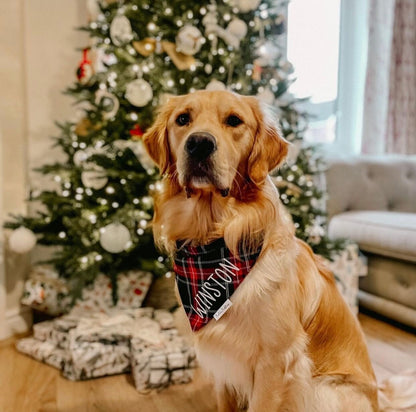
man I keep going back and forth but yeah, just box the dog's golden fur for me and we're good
[143,90,379,411]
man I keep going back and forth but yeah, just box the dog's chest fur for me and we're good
[190,247,303,394]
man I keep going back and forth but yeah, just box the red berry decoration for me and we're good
[129,124,144,138]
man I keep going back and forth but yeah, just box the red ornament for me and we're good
[129,124,144,138]
[76,48,93,84]
[134,288,143,295]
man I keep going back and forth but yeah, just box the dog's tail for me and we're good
[379,370,416,411]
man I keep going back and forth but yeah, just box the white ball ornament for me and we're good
[99,223,132,253]
[110,15,133,46]
[234,0,261,12]
[227,18,248,40]
[9,227,37,254]
[205,80,227,91]
[125,79,153,107]
[81,164,108,190]
[73,150,89,166]
[176,25,203,56]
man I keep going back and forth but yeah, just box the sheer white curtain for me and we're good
[362,0,416,154]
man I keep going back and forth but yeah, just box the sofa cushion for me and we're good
[328,211,416,262]
[359,253,416,310]
[325,156,416,219]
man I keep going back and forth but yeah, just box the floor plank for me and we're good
[0,314,415,412]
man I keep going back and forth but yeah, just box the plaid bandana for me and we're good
[174,238,262,332]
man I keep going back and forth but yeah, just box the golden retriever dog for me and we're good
[143,90,379,411]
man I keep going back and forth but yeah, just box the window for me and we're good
[287,0,341,144]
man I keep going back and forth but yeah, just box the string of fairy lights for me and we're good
[6,0,342,294]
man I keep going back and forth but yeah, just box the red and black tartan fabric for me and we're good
[173,238,262,332]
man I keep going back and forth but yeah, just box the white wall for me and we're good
[0,0,87,339]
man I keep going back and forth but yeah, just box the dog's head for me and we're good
[143,90,288,197]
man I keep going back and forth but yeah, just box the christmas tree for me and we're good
[6,0,343,302]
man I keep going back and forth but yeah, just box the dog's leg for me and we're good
[248,347,314,412]
[248,361,286,411]
[216,384,239,412]
[312,375,378,412]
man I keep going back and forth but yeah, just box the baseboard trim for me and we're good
[0,306,32,341]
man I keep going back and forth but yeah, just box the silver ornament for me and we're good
[73,150,89,166]
[205,80,227,91]
[226,18,248,40]
[9,227,37,254]
[99,223,131,253]
[81,164,108,190]
[125,79,153,107]
[176,25,203,56]
[95,90,120,119]
[234,0,261,13]
[110,15,133,46]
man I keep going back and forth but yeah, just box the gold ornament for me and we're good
[75,118,101,137]
[132,39,197,71]
[132,38,157,57]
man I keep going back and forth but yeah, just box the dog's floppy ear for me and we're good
[142,98,176,175]
[247,97,288,186]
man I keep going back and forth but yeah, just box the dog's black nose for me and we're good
[185,132,217,160]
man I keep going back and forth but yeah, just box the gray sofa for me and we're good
[325,155,416,328]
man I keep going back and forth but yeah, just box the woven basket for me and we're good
[143,275,178,310]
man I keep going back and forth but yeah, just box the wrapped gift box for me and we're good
[71,271,153,314]
[154,309,175,330]
[63,311,162,380]
[69,311,160,344]
[16,307,194,388]
[33,320,54,341]
[49,313,95,349]
[21,266,71,316]
[16,338,70,370]
[63,340,131,381]
[130,330,197,391]
[22,268,153,316]
[325,243,367,314]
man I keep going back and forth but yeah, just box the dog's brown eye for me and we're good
[176,113,190,126]
[226,115,243,127]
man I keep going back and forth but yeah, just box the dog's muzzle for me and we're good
[185,132,217,161]
[184,132,229,197]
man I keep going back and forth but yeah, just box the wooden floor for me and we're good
[0,313,415,412]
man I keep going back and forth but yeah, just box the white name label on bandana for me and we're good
[213,299,233,321]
